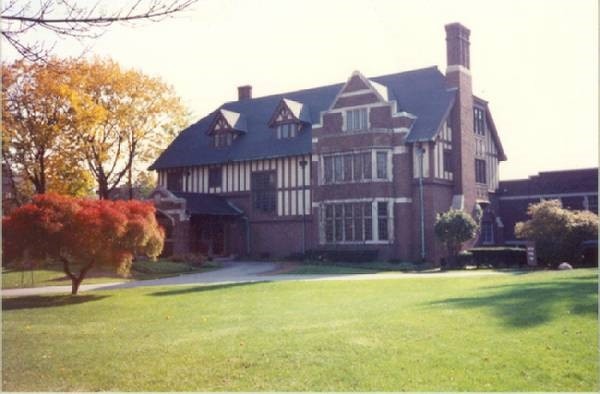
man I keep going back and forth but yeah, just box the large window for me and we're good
[322,151,379,184]
[474,107,486,135]
[167,169,183,192]
[276,123,297,139]
[323,201,389,243]
[475,159,487,184]
[251,171,276,213]
[345,108,368,131]
[208,167,222,188]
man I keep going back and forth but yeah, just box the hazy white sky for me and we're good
[4,0,598,180]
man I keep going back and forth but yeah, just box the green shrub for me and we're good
[515,200,598,266]
[169,253,206,266]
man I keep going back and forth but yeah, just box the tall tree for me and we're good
[65,58,186,199]
[2,59,81,195]
[1,0,197,61]
[3,193,164,295]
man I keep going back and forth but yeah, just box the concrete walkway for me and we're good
[1,261,514,297]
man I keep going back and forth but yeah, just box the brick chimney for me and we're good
[445,22,476,214]
[238,85,252,100]
[445,23,470,70]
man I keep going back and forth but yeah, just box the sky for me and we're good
[3,0,598,180]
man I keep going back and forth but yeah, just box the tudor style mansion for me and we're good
[149,23,507,262]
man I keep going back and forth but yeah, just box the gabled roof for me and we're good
[282,98,311,123]
[208,109,247,135]
[474,96,506,161]
[150,66,457,170]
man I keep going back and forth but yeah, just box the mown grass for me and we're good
[2,260,216,289]
[284,264,379,274]
[2,269,597,391]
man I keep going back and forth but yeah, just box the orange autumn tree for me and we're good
[3,194,164,295]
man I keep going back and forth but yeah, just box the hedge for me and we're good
[468,247,527,268]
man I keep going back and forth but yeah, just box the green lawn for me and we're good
[2,260,216,289]
[2,269,597,391]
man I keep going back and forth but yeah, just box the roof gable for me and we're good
[268,98,311,126]
[207,109,247,135]
[330,71,395,110]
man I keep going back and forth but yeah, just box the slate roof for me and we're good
[150,66,456,170]
[172,192,242,216]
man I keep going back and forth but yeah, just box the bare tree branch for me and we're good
[1,0,197,61]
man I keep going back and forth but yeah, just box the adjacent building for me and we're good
[149,23,507,262]
[496,168,598,245]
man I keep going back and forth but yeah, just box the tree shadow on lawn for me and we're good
[426,276,598,328]
[149,281,269,297]
[2,294,109,311]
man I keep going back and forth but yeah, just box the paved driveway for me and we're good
[1,261,512,297]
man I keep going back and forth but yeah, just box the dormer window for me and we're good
[276,123,298,139]
[207,109,247,148]
[345,108,368,131]
[269,98,310,139]
[213,131,235,148]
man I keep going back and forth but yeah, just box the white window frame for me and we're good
[345,107,369,132]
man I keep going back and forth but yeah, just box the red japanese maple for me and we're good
[3,193,164,294]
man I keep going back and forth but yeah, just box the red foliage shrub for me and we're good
[2,193,164,294]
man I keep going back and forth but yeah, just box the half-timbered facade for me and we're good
[150,23,507,262]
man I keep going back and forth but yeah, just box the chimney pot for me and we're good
[445,23,471,69]
[238,85,252,100]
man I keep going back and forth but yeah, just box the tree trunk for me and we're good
[128,165,133,200]
[98,177,110,200]
[71,277,83,295]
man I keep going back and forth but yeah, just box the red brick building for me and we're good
[150,23,507,262]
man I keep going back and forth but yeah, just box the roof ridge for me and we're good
[222,65,440,104]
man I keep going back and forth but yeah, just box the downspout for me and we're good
[417,145,426,261]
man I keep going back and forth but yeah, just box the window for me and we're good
[362,152,372,179]
[376,151,388,179]
[322,202,382,243]
[474,107,485,135]
[481,221,494,244]
[322,151,381,184]
[251,171,276,213]
[276,123,297,139]
[334,156,343,182]
[167,170,183,192]
[345,108,368,131]
[324,156,333,183]
[343,154,353,181]
[363,203,372,241]
[214,132,234,147]
[325,205,334,242]
[443,150,453,173]
[377,202,389,241]
[208,167,222,188]
[475,159,487,184]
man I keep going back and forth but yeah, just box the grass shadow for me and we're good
[426,277,598,328]
[2,294,109,311]
[149,281,268,297]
